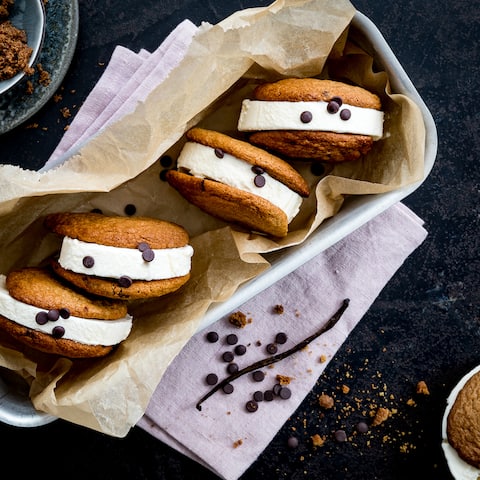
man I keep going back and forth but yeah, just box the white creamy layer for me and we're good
[441,364,480,479]
[0,275,132,346]
[238,99,384,140]
[177,142,303,222]
[58,238,193,281]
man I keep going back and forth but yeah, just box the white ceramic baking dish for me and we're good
[0,10,438,428]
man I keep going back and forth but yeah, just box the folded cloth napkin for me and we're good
[137,202,427,479]
[43,19,428,480]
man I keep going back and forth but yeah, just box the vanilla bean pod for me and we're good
[196,298,350,411]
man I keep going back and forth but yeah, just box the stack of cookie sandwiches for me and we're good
[167,77,384,237]
[0,212,194,358]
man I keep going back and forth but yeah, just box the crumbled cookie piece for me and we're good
[416,380,430,395]
[311,433,325,447]
[228,311,251,328]
[276,374,292,385]
[318,393,334,409]
[371,407,390,426]
[0,21,33,80]
[273,304,284,314]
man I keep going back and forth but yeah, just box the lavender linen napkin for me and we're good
[137,202,427,480]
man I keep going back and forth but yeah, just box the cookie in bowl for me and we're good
[0,267,132,358]
[165,127,310,238]
[44,212,194,300]
[237,78,384,162]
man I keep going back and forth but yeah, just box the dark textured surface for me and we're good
[0,0,479,479]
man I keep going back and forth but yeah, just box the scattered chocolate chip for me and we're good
[310,162,325,176]
[142,248,155,262]
[266,343,278,355]
[214,148,224,159]
[234,344,247,356]
[35,311,49,325]
[264,390,274,401]
[47,309,60,321]
[223,383,234,394]
[137,242,150,252]
[254,174,266,188]
[52,325,65,338]
[340,108,351,120]
[334,429,347,442]
[226,333,238,345]
[356,421,369,433]
[118,276,133,288]
[253,391,264,402]
[222,351,234,363]
[82,256,95,268]
[252,370,265,382]
[245,400,258,412]
[251,165,265,175]
[124,204,137,216]
[279,387,292,399]
[206,331,219,343]
[159,169,169,181]
[327,100,340,113]
[273,383,282,396]
[287,436,299,449]
[227,363,239,374]
[331,96,343,107]
[300,110,313,123]
[206,373,218,385]
[59,308,70,319]
[275,332,288,344]
[160,155,173,168]
[90,208,103,214]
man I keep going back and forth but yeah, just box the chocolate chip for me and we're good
[82,256,95,268]
[234,344,247,356]
[252,370,265,382]
[222,351,234,362]
[52,325,65,338]
[310,162,325,176]
[142,248,155,262]
[223,383,234,394]
[59,308,70,319]
[227,363,239,374]
[356,421,369,433]
[160,155,173,168]
[206,331,219,343]
[340,108,351,120]
[90,208,103,214]
[287,436,299,449]
[118,276,133,288]
[47,309,59,321]
[331,96,343,107]
[334,429,347,442]
[245,400,258,412]
[275,332,288,344]
[124,204,137,216]
[264,390,274,401]
[254,174,266,188]
[214,148,224,159]
[327,100,340,113]
[279,387,292,399]
[266,343,278,355]
[226,333,238,345]
[300,110,312,123]
[35,311,49,325]
[251,165,264,175]
[159,169,169,181]
[273,383,282,396]
[253,391,264,402]
[206,373,218,385]
[137,242,150,252]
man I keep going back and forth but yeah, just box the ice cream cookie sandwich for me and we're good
[165,127,310,237]
[44,212,194,300]
[238,78,384,162]
[0,267,132,358]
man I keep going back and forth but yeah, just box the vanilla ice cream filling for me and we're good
[0,275,132,346]
[177,142,303,222]
[238,99,384,140]
[58,238,193,281]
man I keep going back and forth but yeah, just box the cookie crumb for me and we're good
[273,304,284,314]
[0,20,33,80]
[228,311,251,328]
[416,380,430,395]
[310,433,325,447]
[233,439,243,448]
[318,393,334,409]
[276,374,292,385]
[371,407,390,426]
[319,354,327,363]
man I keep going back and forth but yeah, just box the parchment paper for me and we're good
[0,0,425,437]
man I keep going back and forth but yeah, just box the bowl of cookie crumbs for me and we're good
[0,0,45,95]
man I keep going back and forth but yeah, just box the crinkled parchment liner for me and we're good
[0,0,425,436]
